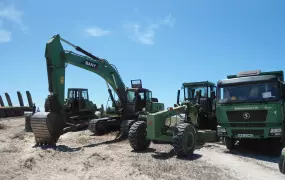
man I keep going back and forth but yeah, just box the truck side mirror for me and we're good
[210,91,216,99]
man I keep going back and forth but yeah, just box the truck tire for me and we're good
[279,154,285,174]
[128,121,150,151]
[25,114,33,132]
[172,123,196,157]
[225,137,235,150]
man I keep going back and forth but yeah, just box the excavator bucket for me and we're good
[30,112,66,145]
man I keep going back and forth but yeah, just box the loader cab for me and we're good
[182,81,216,113]
[67,88,90,111]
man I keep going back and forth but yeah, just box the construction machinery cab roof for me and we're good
[182,81,216,87]
[218,70,284,86]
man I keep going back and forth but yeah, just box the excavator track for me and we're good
[30,112,65,146]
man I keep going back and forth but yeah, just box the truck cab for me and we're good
[216,70,285,149]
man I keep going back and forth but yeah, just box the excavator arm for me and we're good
[45,34,127,113]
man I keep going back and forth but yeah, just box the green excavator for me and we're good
[30,34,164,146]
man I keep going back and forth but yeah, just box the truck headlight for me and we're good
[270,128,282,133]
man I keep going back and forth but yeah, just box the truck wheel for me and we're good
[279,154,285,174]
[225,137,235,150]
[172,123,196,157]
[128,121,150,151]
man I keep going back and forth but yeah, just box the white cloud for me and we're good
[84,27,110,37]
[0,29,11,43]
[162,14,176,27]
[124,23,158,45]
[0,3,28,32]
[123,14,175,45]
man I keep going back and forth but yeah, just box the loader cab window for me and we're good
[184,86,207,100]
[68,89,79,99]
[81,90,88,100]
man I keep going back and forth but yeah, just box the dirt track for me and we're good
[0,117,284,180]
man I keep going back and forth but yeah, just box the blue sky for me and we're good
[0,0,284,110]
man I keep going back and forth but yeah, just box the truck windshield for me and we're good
[218,82,280,103]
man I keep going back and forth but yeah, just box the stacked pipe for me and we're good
[0,91,34,118]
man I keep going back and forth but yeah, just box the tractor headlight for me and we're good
[270,128,282,133]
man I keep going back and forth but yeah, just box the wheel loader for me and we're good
[128,81,219,157]
[30,34,164,146]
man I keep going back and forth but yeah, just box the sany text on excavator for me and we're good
[30,34,164,146]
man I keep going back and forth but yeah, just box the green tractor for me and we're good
[128,81,219,157]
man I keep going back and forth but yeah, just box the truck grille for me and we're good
[229,123,266,127]
[226,110,267,122]
[231,129,264,136]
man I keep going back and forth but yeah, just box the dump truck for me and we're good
[0,91,34,118]
[216,69,285,150]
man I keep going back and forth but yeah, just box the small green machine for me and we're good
[128,81,218,157]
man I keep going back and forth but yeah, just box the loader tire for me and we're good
[172,123,196,157]
[128,121,150,151]
[279,153,285,174]
[25,113,33,132]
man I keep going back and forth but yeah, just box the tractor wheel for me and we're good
[279,154,285,174]
[25,113,33,132]
[172,123,196,157]
[128,121,150,151]
[225,137,235,150]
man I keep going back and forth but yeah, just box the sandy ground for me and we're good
[0,117,284,180]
